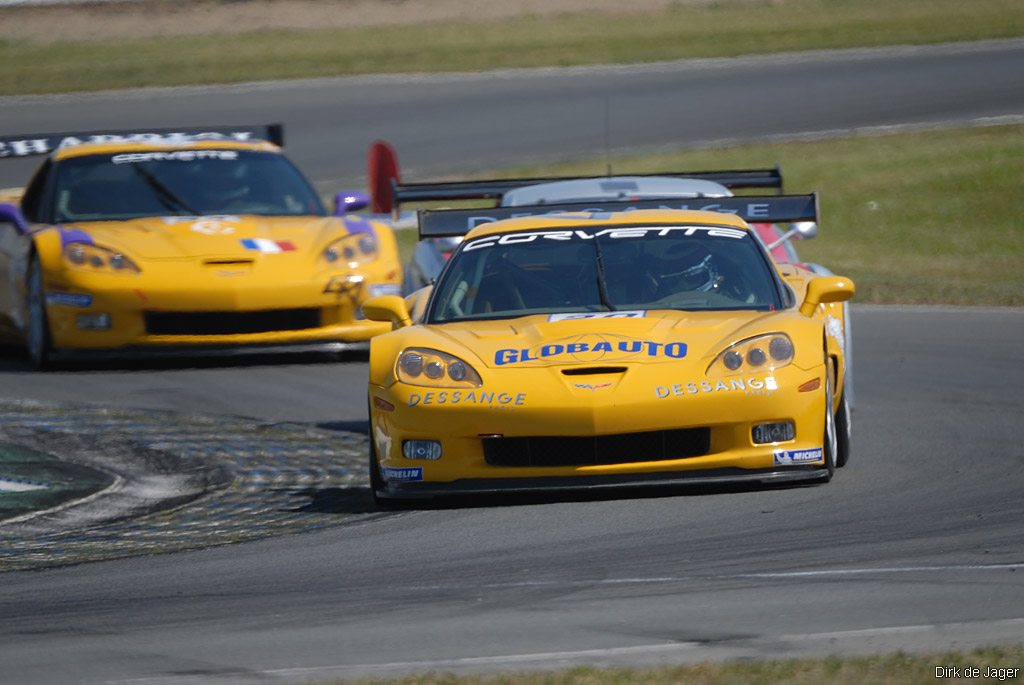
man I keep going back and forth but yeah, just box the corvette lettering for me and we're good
[655,376,778,398]
[112,150,239,164]
[462,206,773,233]
[495,333,686,366]
[408,391,526,407]
[464,225,746,252]
[0,131,258,158]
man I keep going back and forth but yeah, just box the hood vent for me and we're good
[561,366,627,376]
[204,259,255,266]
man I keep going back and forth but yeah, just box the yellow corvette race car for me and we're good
[0,125,402,367]
[362,194,853,501]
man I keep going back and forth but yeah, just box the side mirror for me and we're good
[361,295,412,329]
[768,221,818,250]
[0,202,29,234]
[333,190,370,216]
[799,275,855,318]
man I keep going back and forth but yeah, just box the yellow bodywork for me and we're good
[365,210,854,498]
[0,139,403,354]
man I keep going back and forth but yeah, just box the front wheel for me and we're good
[26,255,53,369]
[834,385,852,468]
[820,362,837,482]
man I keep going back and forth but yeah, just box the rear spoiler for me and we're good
[417,193,819,239]
[0,123,285,159]
[366,139,782,214]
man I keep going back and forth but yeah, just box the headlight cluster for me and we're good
[321,233,377,268]
[397,348,482,388]
[707,333,794,377]
[64,243,140,274]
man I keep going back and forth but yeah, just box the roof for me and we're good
[463,207,752,240]
[500,176,734,207]
[51,138,281,161]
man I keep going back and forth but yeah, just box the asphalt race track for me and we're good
[1,42,1023,684]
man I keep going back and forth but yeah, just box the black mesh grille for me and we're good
[144,309,321,336]
[483,428,710,467]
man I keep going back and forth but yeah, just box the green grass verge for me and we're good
[1,0,1023,96]
[406,123,1023,307]
[321,644,1024,684]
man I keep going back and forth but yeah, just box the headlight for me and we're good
[707,333,794,377]
[64,243,140,274]
[321,233,377,268]
[397,348,482,388]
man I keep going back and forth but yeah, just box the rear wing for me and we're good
[417,193,819,239]
[0,124,285,159]
[366,139,782,214]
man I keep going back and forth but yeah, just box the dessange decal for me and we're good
[495,333,686,366]
[655,376,777,398]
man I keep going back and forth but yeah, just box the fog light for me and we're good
[752,421,794,445]
[76,313,111,330]
[402,440,442,460]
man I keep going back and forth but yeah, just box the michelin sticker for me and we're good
[773,448,824,465]
[382,467,423,482]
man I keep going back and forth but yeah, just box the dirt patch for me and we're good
[1,0,749,43]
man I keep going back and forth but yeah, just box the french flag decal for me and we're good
[241,238,296,253]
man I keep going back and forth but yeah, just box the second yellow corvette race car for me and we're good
[0,125,402,367]
[362,194,854,501]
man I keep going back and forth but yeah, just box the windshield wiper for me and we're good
[592,235,617,311]
[130,164,199,216]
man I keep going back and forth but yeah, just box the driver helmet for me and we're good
[656,244,722,292]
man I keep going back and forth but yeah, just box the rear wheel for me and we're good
[26,255,52,370]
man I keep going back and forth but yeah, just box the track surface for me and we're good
[0,43,1023,684]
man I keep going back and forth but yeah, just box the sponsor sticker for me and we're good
[495,333,686,366]
[241,238,296,253]
[655,376,777,398]
[45,292,93,308]
[408,391,526,408]
[382,467,423,482]
[547,310,646,322]
[463,225,748,251]
[773,448,824,465]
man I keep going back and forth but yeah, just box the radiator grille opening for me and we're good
[483,428,710,467]
[144,308,321,336]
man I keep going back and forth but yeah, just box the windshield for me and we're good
[51,149,326,222]
[427,223,783,323]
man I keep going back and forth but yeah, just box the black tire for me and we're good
[367,398,388,505]
[819,361,837,483]
[834,384,852,468]
[26,255,53,370]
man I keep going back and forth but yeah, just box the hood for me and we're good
[419,310,788,370]
[56,214,356,260]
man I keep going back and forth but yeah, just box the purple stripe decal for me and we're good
[58,226,95,248]
[343,215,377,241]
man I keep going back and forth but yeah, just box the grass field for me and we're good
[435,123,1023,307]
[321,644,1024,684]
[1,0,1023,96]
